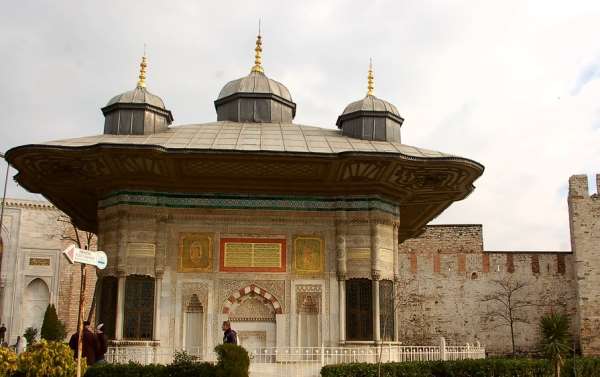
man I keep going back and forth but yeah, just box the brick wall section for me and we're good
[398,225,576,355]
[569,174,600,356]
[57,226,98,337]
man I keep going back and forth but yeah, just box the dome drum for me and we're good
[215,92,296,123]
[102,102,173,135]
[337,110,404,143]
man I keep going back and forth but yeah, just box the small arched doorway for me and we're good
[23,279,50,335]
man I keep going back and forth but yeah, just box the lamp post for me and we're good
[0,152,9,239]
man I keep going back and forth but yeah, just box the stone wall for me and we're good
[398,225,576,355]
[0,199,97,343]
[569,174,600,356]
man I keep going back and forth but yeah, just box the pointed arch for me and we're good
[222,284,283,315]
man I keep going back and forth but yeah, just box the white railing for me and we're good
[106,342,485,377]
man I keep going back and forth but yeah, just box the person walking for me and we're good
[69,321,98,365]
[0,323,6,344]
[15,336,26,354]
[95,323,108,364]
[222,321,237,345]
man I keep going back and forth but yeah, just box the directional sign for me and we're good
[62,245,107,269]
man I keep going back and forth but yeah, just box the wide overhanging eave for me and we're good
[6,143,484,235]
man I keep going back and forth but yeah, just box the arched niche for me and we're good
[23,278,50,336]
[183,294,204,356]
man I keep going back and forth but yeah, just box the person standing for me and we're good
[15,336,26,354]
[95,323,108,364]
[222,321,237,345]
[68,321,98,365]
[0,323,6,344]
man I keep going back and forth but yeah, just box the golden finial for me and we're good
[251,20,264,73]
[137,45,147,88]
[367,58,374,96]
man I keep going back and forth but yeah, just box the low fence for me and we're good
[106,341,485,377]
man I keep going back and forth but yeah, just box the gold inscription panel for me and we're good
[220,238,286,272]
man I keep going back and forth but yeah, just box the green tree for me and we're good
[540,312,571,377]
[41,304,67,341]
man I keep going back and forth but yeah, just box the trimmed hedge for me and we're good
[563,357,600,377]
[215,344,249,377]
[320,358,600,377]
[84,362,216,377]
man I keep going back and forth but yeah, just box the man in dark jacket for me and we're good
[95,323,108,364]
[222,321,237,345]
[69,321,98,365]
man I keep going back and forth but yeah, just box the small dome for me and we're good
[217,71,293,102]
[337,63,404,142]
[101,55,173,135]
[106,86,167,109]
[341,95,400,117]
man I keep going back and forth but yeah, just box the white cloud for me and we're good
[1,0,599,250]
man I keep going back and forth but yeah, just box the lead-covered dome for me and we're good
[337,63,404,142]
[217,71,293,102]
[106,86,167,109]
[101,56,173,135]
[214,33,296,123]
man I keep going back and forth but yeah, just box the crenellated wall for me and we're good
[398,225,577,355]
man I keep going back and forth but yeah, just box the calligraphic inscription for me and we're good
[29,258,50,266]
[294,237,323,274]
[347,248,371,271]
[220,238,286,272]
[179,233,213,272]
[127,243,156,258]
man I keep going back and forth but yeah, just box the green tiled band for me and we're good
[99,191,400,215]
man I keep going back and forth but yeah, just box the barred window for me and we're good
[98,276,118,339]
[124,276,155,340]
[379,279,395,341]
[346,278,373,341]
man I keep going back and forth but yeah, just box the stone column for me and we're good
[338,276,346,344]
[115,272,126,340]
[372,273,381,343]
[392,221,400,341]
[153,272,162,341]
[371,221,381,343]
[335,219,347,345]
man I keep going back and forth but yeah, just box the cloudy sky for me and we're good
[1,0,599,251]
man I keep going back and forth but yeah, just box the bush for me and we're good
[563,357,600,377]
[0,346,17,376]
[214,344,249,377]
[41,304,67,341]
[321,359,553,377]
[22,328,38,345]
[83,361,216,377]
[84,362,166,377]
[321,358,600,377]
[16,339,85,377]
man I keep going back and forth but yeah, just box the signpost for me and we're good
[62,245,107,377]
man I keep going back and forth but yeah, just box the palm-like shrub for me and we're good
[23,327,38,345]
[540,312,571,377]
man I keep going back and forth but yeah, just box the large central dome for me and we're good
[214,33,296,123]
[217,71,292,103]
